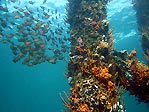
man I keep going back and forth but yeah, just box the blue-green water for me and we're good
[0,43,70,112]
[0,0,149,112]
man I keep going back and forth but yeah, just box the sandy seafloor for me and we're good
[0,0,149,112]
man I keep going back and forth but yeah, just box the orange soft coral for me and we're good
[77,103,90,112]
[75,46,84,53]
[91,65,101,75]
[99,68,112,79]
[129,61,149,102]
[107,81,115,91]
[130,61,149,78]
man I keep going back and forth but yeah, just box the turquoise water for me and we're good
[0,44,70,112]
[0,43,70,112]
[0,0,149,112]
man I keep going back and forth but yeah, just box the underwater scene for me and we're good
[0,0,149,112]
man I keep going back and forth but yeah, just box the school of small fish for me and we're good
[0,0,70,66]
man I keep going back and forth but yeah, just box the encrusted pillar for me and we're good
[62,0,126,111]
